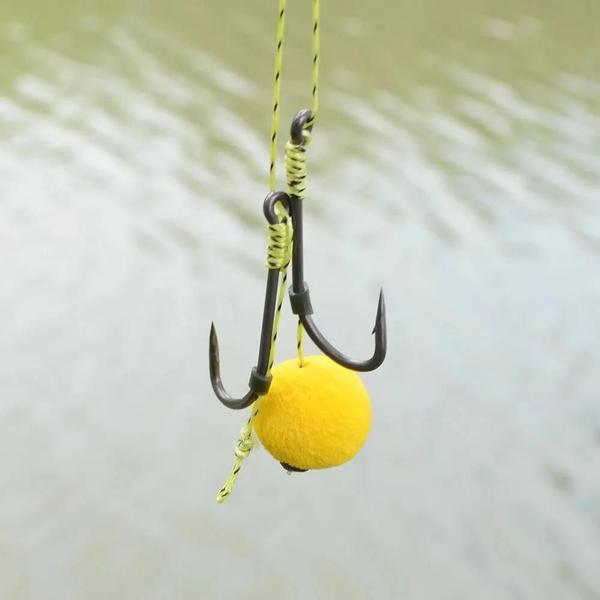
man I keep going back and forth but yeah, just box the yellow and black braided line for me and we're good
[217,0,322,502]
[217,0,291,503]
[295,0,320,365]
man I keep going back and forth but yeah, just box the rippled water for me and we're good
[1,1,599,598]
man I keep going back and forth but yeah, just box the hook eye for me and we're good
[290,108,313,145]
[263,190,290,224]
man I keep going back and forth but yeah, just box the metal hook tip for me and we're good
[209,321,218,347]
[372,288,386,335]
[209,322,221,370]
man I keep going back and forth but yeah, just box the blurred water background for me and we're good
[0,0,599,598]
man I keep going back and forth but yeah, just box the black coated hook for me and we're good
[209,111,387,411]
[209,191,290,410]
[287,109,387,372]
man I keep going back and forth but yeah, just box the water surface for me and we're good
[0,1,599,598]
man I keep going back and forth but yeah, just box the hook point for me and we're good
[209,322,221,366]
[372,289,386,335]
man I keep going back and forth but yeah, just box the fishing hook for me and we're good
[209,191,291,410]
[209,112,387,410]
[286,108,387,372]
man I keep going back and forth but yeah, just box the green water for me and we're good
[1,1,599,598]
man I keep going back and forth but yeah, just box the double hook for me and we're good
[209,110,387,410]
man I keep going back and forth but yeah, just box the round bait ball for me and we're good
[254,355,372,470]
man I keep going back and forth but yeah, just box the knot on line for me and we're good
[266,217,293,270]
[216,410,258,503]
[234,426,254,459]
[285,128,311,199]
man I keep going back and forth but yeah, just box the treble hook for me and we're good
[286,109,387,372]
[209,191,291,410]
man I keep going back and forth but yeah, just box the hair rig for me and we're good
[210,0,387,503]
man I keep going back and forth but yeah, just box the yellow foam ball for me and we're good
[254,355,372,470]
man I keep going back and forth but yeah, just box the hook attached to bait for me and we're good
[209,111,387,410]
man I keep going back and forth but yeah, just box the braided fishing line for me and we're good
[218,0,321,502]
